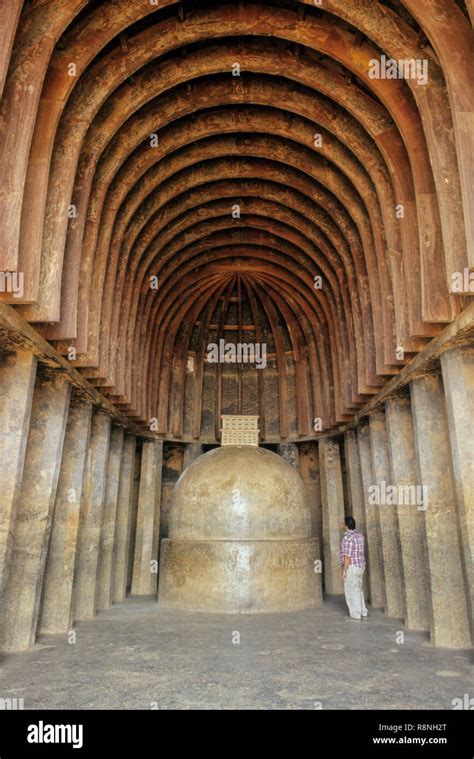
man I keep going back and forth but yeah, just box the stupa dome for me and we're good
[169,445,311,541]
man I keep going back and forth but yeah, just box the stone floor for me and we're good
[0,596,471,710]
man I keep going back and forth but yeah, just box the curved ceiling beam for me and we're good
[11,8,458,325]
[77,144,388,394]
[1,1,470,441]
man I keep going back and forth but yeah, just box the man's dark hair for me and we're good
[345,516,356,530]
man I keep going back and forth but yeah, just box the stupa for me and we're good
[158,445,322,612]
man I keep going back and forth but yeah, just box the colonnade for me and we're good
[0,348,162,652]
[0,339,472,652]
[318,347,473,649]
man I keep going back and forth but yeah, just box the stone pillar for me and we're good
[344,430,369,599]
[0,370,71,651]
[411,372,471,648]
[72,411,111,621]
[298,442,321,542]
[182,443,203,470]
[357,422,385,608]
[112,433,137,604]
[38,397,93,634]
[277,442,299,468]
[369,409,404,619]
[160,442,184,538]
[318,438,344,594]
[152,441,163,576]
[126,445,142,589]
[385,395,430,631]
[440,346,474,637]
[0,350,36,604]
[96,425,125,610]
[131,440,163,596]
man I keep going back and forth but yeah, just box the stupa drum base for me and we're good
[159,537,321,613]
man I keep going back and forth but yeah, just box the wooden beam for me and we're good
[255,285,290,439]
[242,276,266,440]
[0,303,148,437]
[214,278,236,440]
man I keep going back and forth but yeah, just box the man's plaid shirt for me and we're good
[340,529,366,568]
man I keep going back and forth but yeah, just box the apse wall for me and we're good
[0,0,472,653]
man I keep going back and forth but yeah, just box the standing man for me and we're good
[340,516,368,621]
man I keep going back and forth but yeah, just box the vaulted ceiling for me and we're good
[0,0,472,441]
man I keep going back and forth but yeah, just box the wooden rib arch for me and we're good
[0,0,471,441]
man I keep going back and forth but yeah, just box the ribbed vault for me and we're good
[0,0,472,441]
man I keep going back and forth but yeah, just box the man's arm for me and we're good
[342,554,350,580]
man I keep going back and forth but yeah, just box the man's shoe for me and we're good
[345,615,361,621]
[361,615,369,620]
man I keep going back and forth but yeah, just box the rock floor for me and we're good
[1,596,472,710]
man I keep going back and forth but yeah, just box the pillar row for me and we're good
[298,442,321,543]
[0,370,71,651]
[126,445,142,591]
[112,433,137,604]
[182,442,203,471]
[277,442,299,469]
[131,439,163,596]
[318,438,344,594]
[0,349,37,604]
[440,346,474,639]
[385,395,430,631]
[96,425,125,611]
[72,411,111,621]
[38,397,93,635]
[411,371,471,649]
[369,409,404,619]
[357,422,385,608]
[344,430,369,600]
